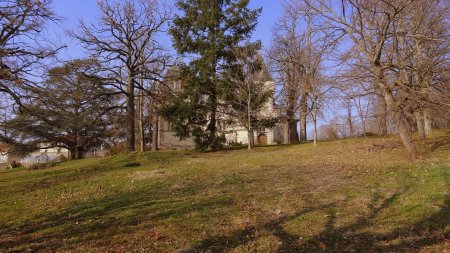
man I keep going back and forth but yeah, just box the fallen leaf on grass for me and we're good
[319,242,326,250]
[150,231,160,241]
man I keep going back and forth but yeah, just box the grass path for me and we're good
[0,131,449,252]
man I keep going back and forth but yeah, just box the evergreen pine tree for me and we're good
[166,0,261,150]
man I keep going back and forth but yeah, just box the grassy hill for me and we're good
[1,131,449,252]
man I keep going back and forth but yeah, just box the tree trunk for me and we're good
[247,129,252,150]
[299,93,308,142]
[247,113,252,150]
[396,116,416,158]
[247,88,252,150]
[378,94,388,137]
[207,94,218,150]
[287,104,299,144]
[75,147,84,159]
[126,74,136,152]
[283,119,289,144]
[412,38,432,139]
[286,85,299,143]
[423,108,433,138]
[73,136,84,159]
[414,110,425,140]
[313,106,318,147]
[347,102,354,138]
[313,122,317,146]
[70,148,76,160]
[288,120,299,143]
[382,88,416,158]
[281,118,290,144]
[152,114,159,151]
[138,90,145,152]
[362,118,367,137]
[375,66,416,157]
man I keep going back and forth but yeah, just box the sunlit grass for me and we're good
[0,130,449,252]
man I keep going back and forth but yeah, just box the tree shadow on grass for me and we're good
[190,190,449,252]
[428,131,450,152]
[2,155,449,252]
[1,151,187,199]
[0,181,232,252]
[295,192,449,252]
[2,190,448,253]
[192,203,335,252]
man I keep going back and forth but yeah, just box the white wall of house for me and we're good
[35,146,70,158]
[225,128,276,145]
[0,153,8,162]
[158,118,195,149]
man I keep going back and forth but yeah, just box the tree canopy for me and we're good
[4,59,117,159]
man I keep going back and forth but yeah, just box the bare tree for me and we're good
[0,0,60,104]
[269,2,303,144]
[307,82,331,146]
[227,44,275,150]
[73,0,171,152]
[353,96,372,137]
[270,0,339,146]
[344,99,354,138]
[304,0,449,157]
[392,0,449,139]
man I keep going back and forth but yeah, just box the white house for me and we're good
[20,143,70,165]
[158,60,285,149]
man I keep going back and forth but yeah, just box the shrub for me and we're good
[228,141,244,147]
[28,162,57,171]
[320,125,339,140]
[10,160,22,168]
[124,162,141,167]
[107,144,127,156]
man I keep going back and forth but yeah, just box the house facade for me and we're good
[0,144,22,168]
[223,79,284,146]
[20,144,70,165]
[158,62,285,149]
[158,118,196,149]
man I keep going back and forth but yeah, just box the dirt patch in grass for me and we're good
[366,140,404,152]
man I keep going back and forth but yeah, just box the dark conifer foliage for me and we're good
[165,0,261,150]
[4,59,117,159]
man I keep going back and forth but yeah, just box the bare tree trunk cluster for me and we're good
[299,94,308,142]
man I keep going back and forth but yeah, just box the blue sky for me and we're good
[49,0,284,60]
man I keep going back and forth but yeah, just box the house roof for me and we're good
[165,66,181,81]
[0,143,13,153]
[253,53,273,82]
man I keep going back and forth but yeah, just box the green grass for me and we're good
[0,130,449,252]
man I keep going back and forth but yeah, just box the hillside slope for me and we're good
[1,131,449,252]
